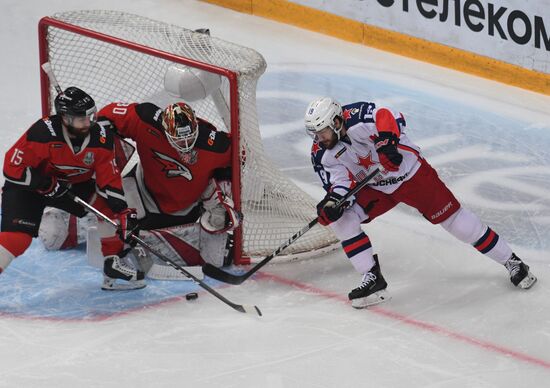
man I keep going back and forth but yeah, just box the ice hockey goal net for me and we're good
[38,10,337,264]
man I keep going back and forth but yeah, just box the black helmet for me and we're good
[54,87,97,117]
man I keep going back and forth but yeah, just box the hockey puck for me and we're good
[185,292,198,301]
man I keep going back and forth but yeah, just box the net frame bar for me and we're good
[37,16,248,264]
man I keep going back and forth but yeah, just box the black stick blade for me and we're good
[202,263,249,285]
[234,304,263,316]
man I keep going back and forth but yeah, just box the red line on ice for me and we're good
[257,271,550,370]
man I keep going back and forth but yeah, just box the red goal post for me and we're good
[38,10,338,265]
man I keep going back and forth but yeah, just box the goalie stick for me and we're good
[69,193,262,316]
[202,168,381,285]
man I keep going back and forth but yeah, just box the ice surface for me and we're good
[0,1,549,387]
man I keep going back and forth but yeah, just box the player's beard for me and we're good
[321,132,338,150]
[67,125,91,140]
[62,116,92,140]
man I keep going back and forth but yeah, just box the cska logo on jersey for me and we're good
[153,151,193,180]
[357,152,376,170]
[342,108,359,122]
[311,141,321,156]
[53,165,91,177]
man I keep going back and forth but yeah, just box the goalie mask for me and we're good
[304,97,343,141]
[162,102,199,154]
[54,87,98,139]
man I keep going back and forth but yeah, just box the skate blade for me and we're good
[351,289,391,309]
[101,277,146,291]
[518,272,537,289]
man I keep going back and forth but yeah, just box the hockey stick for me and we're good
[69,194,262,316]
[202,168,381,285]
[41,62,64,96]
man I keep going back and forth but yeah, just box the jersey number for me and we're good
[317,168,330,187]
[112,103,131,115]
[10,149,24,165]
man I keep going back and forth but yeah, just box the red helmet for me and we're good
[162,102,199,154]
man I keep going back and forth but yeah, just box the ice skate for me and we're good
[504,253,537,289]
[348,255,391,309]
[102,255,146,291]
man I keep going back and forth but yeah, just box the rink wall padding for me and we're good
[201,0,550,96]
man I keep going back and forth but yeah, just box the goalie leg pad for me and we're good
[88,223,228,280]
[143,224,228,267]
[38,208,72,250]
[39,207,97,250]
[199,228,229,268]
[134,225,227,280]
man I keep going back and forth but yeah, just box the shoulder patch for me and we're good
[135,103,164,131]
[26,116,63,143]
[311,141,327,160]
[310,141,327,169]
[194,120,230,153]
[88,122,115,149]
[342,101,376,126]
[334,146,347,159]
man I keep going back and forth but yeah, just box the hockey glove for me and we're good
[107,195,129,214]
[38,176,72,199]
[200,178,242,234]
[372,132,403,172]
[317,192,350,226]
[115,208,139,243]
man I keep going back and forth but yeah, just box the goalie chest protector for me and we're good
[98,102,231,213]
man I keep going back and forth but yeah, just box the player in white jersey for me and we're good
[306,97,537,309]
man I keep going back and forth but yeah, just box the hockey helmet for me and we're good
[162,102,199,154]
[54,87,97,119]
[304,97,343,139]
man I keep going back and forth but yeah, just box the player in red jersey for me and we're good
[0,87,144,290]
[99,102,236,225]
[83,101,239,277]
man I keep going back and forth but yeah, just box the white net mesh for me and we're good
[42,10,337,261]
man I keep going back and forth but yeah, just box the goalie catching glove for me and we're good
[200,179,241,234]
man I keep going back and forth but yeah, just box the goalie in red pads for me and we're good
[99,101,238,231]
